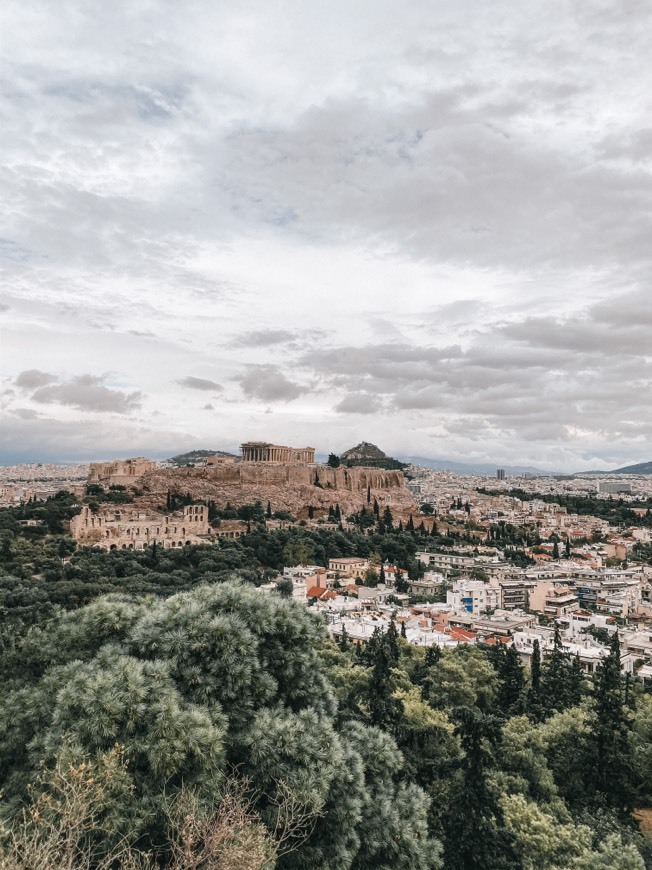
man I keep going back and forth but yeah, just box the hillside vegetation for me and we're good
[1,498,652,868]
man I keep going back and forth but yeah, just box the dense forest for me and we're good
[1,495,652,868]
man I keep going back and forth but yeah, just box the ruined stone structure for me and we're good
[88,457,157,487]
[241,442,315,463]
[205,454,237,466]
[70,503,211,550]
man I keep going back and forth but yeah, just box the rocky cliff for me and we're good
[137,463,416,517]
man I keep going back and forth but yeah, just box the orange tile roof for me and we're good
[307,586,326,598]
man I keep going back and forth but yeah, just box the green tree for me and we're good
[587,633,636,816]
[527,639,544,721]
[443,709,519,870]
[494,644,526,716]
[366,625,403,733]
[540,626,583,715]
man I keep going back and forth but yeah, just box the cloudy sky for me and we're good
[2,0,651,470]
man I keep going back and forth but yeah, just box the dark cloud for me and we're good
[31,374,142,414]
[237,364,304,402]
[334,392,384,414]
[177,376,223,391]
[0,413,204,465]
[230,329,296,348]
[15,369,58,389]
[294,284,652,447]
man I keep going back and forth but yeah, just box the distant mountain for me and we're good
[167,449,238,466]
[398,456,554,476]
[339,442,408,471]
[612,460,652,475]
[574,461,652,475]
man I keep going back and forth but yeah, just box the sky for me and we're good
[1,0,651,471]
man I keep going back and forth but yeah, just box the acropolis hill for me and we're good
[138,462,412,518]
[87,443,416,518]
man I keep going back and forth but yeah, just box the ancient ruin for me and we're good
[70,503,211,550]
[88,457,156,487]
[240,442,315,463]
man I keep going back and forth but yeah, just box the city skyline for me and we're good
[2,1,651,471]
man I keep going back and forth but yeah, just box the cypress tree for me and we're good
[588,633,636,816]
[540,625,584,715]
[496,644,525,716]
[527,639,544,721]
[443,709,519,870]
[367,626,403,733]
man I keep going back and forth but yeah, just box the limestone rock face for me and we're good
[137,464,416,517]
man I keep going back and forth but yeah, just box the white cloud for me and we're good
[1,0,650,470]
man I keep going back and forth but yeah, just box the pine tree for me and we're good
[266,500,272,518]
[373,498,380,518]
[406,515,414,532]
[383,506,393,530]
[367,484,371,504]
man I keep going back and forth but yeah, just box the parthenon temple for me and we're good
[240,442,315,463]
